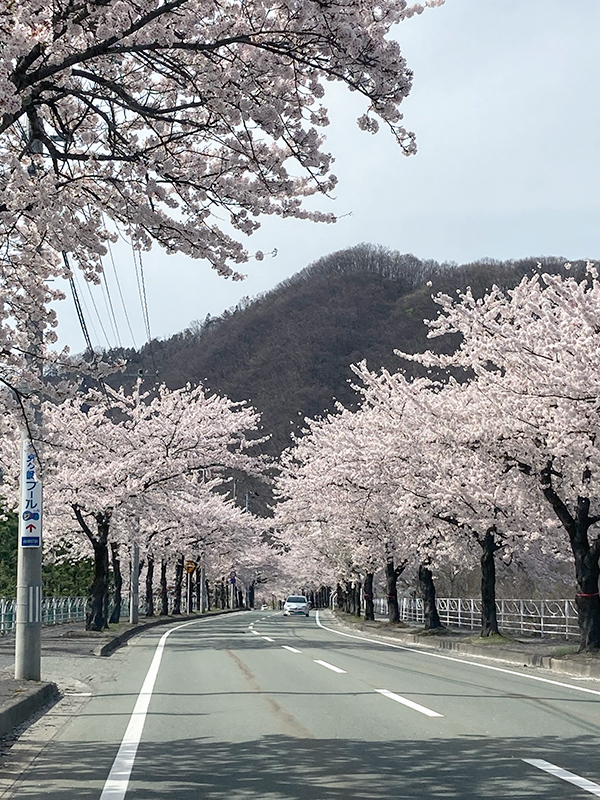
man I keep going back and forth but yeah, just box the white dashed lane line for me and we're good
[282,646,301,654]
[375,688,443,718]
[313,659,347,674]
[523,759,600,796]
[262,636,275,642]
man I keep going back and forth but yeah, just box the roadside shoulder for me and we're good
[321,610,600,682]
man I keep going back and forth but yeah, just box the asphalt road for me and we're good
[4,609,600,799]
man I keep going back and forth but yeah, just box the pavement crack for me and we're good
[224,650,315,739]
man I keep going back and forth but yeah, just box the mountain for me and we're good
[103,244,582,463]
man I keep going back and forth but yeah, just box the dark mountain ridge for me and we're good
[103,243,585,458]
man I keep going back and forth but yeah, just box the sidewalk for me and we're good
[328,610,600,681]
[0,608,244,739]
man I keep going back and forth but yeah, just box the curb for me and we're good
[329,614,600,681]
[95,607,248,657]
[0,682,58,738]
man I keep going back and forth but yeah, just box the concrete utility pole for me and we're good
[15,121,45,681]
[15,436,43,681]
[130,543,139,624]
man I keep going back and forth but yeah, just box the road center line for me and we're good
[523,759,600,796]
[282,645,301,654]
[314,659,347,674]
[262,636,275,642]
[99,617,210,800]
[375,688,443,718]
[315,611,600,698]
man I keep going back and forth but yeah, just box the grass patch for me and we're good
[463,633,515,646]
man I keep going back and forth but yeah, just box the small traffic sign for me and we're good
[184,560,196,574]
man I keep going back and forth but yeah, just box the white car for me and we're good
[283,595,310,617]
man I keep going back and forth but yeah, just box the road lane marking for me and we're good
[375,688,443,717]
[315,611,600,698]
[251,630,260,635]
[262,636,275,642]
[523,759,600,796]
[313,659,347,674]
[282,646,301,654]
[99,617,216,800]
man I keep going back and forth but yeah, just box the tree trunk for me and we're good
[160,559,168,616]
[145,554,155,617]
[571,515,600,651]
[109,542,122,624]
[86,526,110,630]
[386,560,400,623]
[172,554,184,615]
[418,564,442,630]
[540,464,600,651]
[364,572,375,621]
[196,569,203,611]
[205,580,212,610]
[480,529,500,637]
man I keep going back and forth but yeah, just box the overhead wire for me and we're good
[101,267,122,348]
[107,239,138,349]
[85,276,113,350]
[131,243,159,380]
[63,252,94,356]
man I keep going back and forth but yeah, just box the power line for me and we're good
[85,276,113,350]
[132,244,159,379]
[107,239,138,350]
[100,267,122,348]
[63,252,94,356]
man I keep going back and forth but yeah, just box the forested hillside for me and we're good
[104,244,579,460]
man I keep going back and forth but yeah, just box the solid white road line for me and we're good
[282,646,302,654]
[314,611,600,698]
[100,618,206,800]
[313,659,347,674]
[262,636,275,642]
[375,688,443,718]
[523,759,600,796]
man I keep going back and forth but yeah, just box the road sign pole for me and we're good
[15,435,43,681]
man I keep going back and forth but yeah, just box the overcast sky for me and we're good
[55,0,600,353]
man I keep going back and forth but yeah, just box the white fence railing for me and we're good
[0,597,87,635]
[372,597,580,639]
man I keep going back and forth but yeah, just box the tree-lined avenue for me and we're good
[6,610,600,799]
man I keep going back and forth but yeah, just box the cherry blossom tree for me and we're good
[40,381,266,628]
[275,401,435,622]
[0,0,443,411]
[397,266,600,651]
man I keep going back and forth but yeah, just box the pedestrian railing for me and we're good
[0,597,88,635]
[373,597,579,639]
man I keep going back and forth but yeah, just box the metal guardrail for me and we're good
[373,597,580,639]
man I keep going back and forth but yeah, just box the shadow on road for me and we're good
[11,733,600,799]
